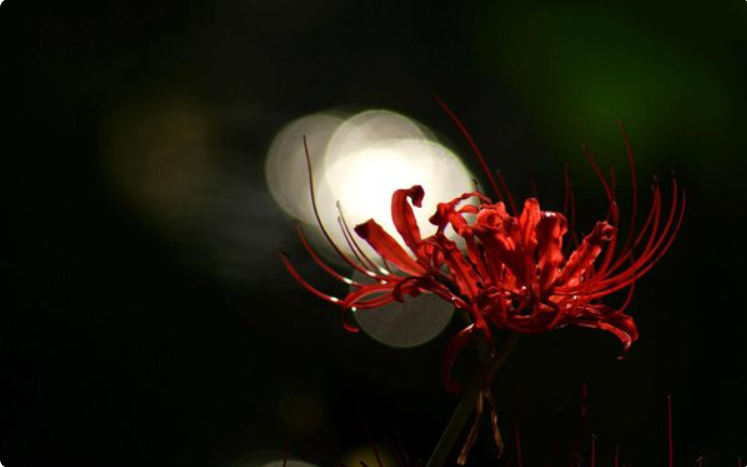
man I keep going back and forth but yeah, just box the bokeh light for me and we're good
[99,94,217,229]
[351,270,452,348]
[323,110,431,168]
[260,461,318,467]
[277,389,325,435]
[266,109,474,266]
[473,2,730,158]
[338,444,398,467]
[265,113,345,224]
[227,452,320,467]
[266,108,473,346]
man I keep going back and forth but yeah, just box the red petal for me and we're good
[354,220,428,276]
[442,324,476,393]
[518,198,541,252]
[342,282,398,309]
[536,212,568,291]
[573,307,639,352]
[391,185,425,255]
[558,222,616,287]
[434,235,482,299]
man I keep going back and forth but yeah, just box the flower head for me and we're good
[281,102,684,392]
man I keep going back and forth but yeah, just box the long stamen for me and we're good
[280,251,342,304]
[338,217,380,275]
[568,191,683,300]
[582,144,615,204]
[617,121,639,260]
[614,255,637,314]
[594,201,620,278]
[337,201,390,275]
[302,135,378,278]
[496,169,519,215]
[294,220,361,287]
[593,180,682,292]
[432,94,506,204]
[587,192,685,299]
[570,179,669,296]
[599,180,662,277]
[668,395,673,467]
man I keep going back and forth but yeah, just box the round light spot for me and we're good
[265,109,475,268]
[265,113,345,223]
[323,109,430,169]
[351,270,453,348]
[261,461,318,467]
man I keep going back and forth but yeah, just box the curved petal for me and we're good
[391,185,425,255]
[434,234,482,299]
[355,220,429,276]
[558,221,616,287]
[573,306,639,352]
[518,198,541,253]
[442,324,476,393]
[536,212,568,291]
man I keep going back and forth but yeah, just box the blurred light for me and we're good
[318,138,472,263]
[473,2,729,157]
[261,461,318,467]
[100,92,299,287]
[266,109,474,267]
[227,451,320,467]
[100,96,216,228]
[277,390,324,435]
[265,113,345,224]
[339,444,398,467]
[351,271,452,348]
[323,110,431,168]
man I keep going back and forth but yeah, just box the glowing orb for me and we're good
[266,109,474,347]
[351,271,453,348]
[261,461,318,467]
[266,108,474,262]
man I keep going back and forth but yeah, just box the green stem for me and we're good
[425,333,519,467]
[425,375,479,467]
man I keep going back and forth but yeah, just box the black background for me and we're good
[2,0,746,466]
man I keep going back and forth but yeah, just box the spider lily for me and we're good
[281,101,685,394]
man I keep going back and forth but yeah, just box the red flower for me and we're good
[281,103,685,392]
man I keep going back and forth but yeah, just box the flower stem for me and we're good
[425,334,519,467]
[425,376,479,467]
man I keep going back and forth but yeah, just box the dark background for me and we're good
[2,0,746,466]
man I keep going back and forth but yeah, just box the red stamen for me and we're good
[582,144,615,203]
[280,251,342,305]
[337,215,385,276]
[617,121,639,262]
[515,421,523,467]
[294,221,362,287]
[302,135,378,279]
[667,395,673,467]
[432,94,506,204]
[591,434,597,467]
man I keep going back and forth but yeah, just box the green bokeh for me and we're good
[472,2,738,166]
